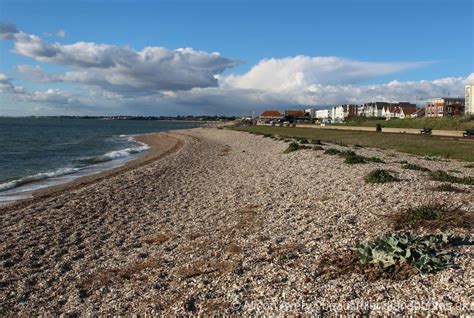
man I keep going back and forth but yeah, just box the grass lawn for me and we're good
[333,116,474,131]
[232,126,474,162]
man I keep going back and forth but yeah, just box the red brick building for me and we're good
[425,98,465,117]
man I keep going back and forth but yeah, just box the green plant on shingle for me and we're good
[404,204,443,224]
[464,163,474,168]
[335,141,348,147]
[366,156,385,163]
[263,134,272,138]
[435,183,465,193]
[344,153,367,164]
[324,148,341,155]
[357,233,453,273]
[298,139,309,144]
[402,163,430,172]
[311,139,323,145]
[429,170,474,185]
[365,169,399,183]
[284,142,300,153]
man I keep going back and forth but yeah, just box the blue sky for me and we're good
[0,0,473,115]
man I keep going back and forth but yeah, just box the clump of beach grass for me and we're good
[324,148,341,155]
[344,153,367,164]
[429,170,474,185]
[434,183,465,193]
[365,169,399,183]
[284,142,300,153]
[403,204,443,224]
[401,163,430,172]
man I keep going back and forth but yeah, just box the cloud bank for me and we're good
[1,22,472,116]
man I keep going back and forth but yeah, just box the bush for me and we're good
[366,156,385,163]
[429,170,474,185]
[358,233,453,273]
[324,148,341,155]
[402,163,430,172]
[403,204,443,224]
[365,169,399,183]
[311,139,322,145]
[284,142,300,153]
[299,139,309,144]
[434,183,465,193]
[344,153,367,164]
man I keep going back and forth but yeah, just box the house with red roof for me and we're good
[259,110,282,122]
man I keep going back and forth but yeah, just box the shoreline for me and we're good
[1,127,472,315]
[0,131,182,210]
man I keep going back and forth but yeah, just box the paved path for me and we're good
[263,123,468,138]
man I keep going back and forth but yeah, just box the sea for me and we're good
[0,117,203,203]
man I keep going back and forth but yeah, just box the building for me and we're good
[305,108,316,118]
[331,104,358,120]
[362,102,390,117]
[284,110,306,118]
[315,109,331,119]
[259,110,282,122]
[410,108,425,118]
[381,103,417,119]
[466,84,474,116]
[425,98,465,117]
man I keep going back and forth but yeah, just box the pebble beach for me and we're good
[1,127,473,315]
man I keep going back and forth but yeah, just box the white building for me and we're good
[305,108,316,118]
[315,109,331,119]
[363,102,389,117]
[331,104,358,120]
[466,84,474,115]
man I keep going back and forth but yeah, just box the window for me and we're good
[438,106,443,113]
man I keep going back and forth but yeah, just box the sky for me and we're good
[0,0,473,116]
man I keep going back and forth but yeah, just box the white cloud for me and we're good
[2,24,239,93]
[2,23,471,116]
[222,56,431,91]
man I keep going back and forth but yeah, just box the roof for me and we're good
[260,110,282,117]
[285,110,305,117]
[400,106,416,115]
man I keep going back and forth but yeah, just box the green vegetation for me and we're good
[366,156,385,163]
[298,139,309,144]
[325,149,384,164]
[336,116,474,131]
[284,142,300,153]
[403,204,443,224]
[358,233,453,273]
[401,163,430,172]
[324,148,341,155]
[464,163,474,168]
[429,170,474,185]
[311,139,323,145]
[344,153,368,164]
[434,183,465,193]
[232,126,474,162]
[365,169,398,183]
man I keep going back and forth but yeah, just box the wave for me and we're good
[80,142,149,164]
[0,137,150,195]
[0,167,80,192]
